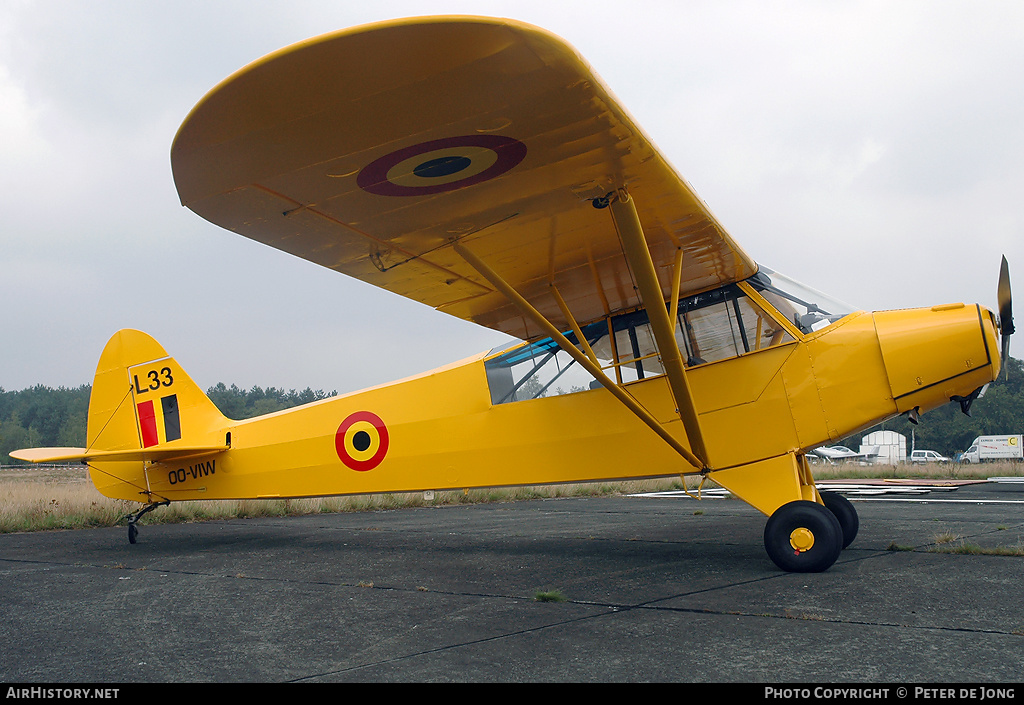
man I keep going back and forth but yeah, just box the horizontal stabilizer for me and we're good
[10,445,228,464]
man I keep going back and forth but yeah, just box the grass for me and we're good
[1,460,1021,536]
[933,529,961,544]
[928,542,1024,556]
[534,589,566,602]
[883,520,1024,557]
[886,542,916,552]
[0,464,696,534]
[810,460,1024,482]
[926,528,1024,556]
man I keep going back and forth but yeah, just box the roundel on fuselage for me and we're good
[335,411,389,471]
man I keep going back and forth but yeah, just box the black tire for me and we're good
[764,500,843,573]
[820,491,859,549]
[128,523,138,545]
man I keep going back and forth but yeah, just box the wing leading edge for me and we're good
[171,16,756,341]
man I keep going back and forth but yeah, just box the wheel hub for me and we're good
[789,527,815,553]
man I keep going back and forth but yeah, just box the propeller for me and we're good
[998,255,1014,376]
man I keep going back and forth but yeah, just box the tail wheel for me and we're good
[124,500,169,545]
[764,500,843,573]
[820,491,859,549]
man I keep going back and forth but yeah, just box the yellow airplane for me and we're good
[11,17,1014,572]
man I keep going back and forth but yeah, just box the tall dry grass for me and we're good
[811,459,1024,482]
[0,464,694,534]
[1,461,1020,535]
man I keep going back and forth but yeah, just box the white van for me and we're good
[910,450,951,463]
[960,435,1023,464]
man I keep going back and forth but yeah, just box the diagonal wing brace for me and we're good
[453,197,710,473]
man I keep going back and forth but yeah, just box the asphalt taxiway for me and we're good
[1,481,1022,683]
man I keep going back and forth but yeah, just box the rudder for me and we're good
[87,329,228,502]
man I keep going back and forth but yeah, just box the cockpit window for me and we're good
[748,266,855,334]
[482,266,853,405]
[483,279,801,405]
[675,283,794,365]
[484,330,601,404]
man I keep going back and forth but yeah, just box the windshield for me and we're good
[748,266,856,334]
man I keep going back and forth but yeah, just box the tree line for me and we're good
[838,356,1024,456]
[0,383,335,464]
[2,357,1022,464]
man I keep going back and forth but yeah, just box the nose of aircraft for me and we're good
[873,302,1001,416]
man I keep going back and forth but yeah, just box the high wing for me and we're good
[171,16,756,341]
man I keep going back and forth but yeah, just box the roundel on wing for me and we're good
[335,411,389,471]
[356,135,527,197]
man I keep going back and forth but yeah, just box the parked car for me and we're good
[910,450,951,463]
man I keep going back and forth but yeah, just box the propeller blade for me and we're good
[998,256,1014,332]
[998,255,1013,375]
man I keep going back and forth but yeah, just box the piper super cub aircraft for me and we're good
[12,16,1015,572]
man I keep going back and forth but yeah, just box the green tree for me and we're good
[1,382,336,464]
[204,384,337,419]
[0,385,90,462]
[838,357,1024,456]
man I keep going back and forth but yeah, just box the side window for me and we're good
[676,285,794,365]
[483,283,798,405]
[609,318,662,381]
[589,311,665,383]
[484,338,598,405]
[737,295,796,351]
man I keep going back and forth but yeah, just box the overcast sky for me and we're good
[2,0,1022,395]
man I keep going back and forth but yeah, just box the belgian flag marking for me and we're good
[335,411,389,471]
[137,394,182,448]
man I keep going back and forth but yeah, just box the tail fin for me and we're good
[86,329,229,501]
[10,329,229,503]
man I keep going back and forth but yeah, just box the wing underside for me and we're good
[171,16,755,340]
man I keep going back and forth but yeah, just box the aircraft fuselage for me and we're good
[97,287,998,518]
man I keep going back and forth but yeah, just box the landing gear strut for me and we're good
[125,501,169,544]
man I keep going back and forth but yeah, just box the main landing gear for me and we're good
[125,501,169,544]
[763,493,859,573]
[820,491,859,549]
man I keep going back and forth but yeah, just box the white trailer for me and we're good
[960,435,1024,463]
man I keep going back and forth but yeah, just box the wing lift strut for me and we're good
[454,187,711,475]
